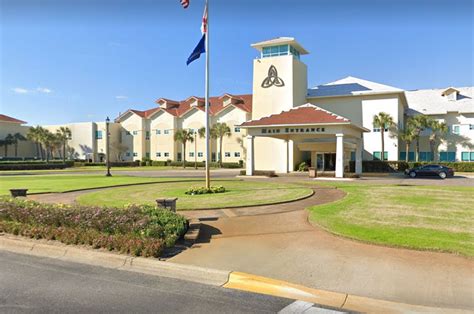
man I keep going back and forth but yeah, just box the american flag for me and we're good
[180,0,189,9]
[200,3,208,34]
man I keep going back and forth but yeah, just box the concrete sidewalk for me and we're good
[170,209,474,311]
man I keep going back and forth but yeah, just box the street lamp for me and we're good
[105,116,112,177]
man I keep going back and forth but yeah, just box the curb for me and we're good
[183,219,201,245]
[1,235,470,313]
[0,235,229,287]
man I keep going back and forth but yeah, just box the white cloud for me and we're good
[36,87,52,94]
[12,86,53,94]
[12,87,30,94]
[115,95,128,100]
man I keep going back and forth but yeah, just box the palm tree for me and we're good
[40,130,56,162]
[398,126,416,162]
[372,112,395,161]
[212,123,232,167]
[407,115,428,162]
[173,129,194,168]
[56,127,72,162]
[27,126,42,159]
[427,119,448,161]
[3,134,14,157]
[12,133,27,157]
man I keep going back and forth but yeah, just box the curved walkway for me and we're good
[170,192,474,310]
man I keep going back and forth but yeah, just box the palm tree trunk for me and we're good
[4,144,8,157]
[415,137,420,162]
[429,140,435,162]
[182,142,186,169]
[381,129,385,161]
[405,142,410,162]
[14,143,18,157]
[219,136,223,167]
[35,142,40,159]
[63,142,66,163]
[39,143,44,160]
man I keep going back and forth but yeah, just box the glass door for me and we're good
[316,153,324,171]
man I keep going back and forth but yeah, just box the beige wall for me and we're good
[0,122,35,158]
[150,110,177,161]
[119,113,146,161]
[44,122,97,161]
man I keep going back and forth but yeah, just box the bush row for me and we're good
[239,170,277,177]
[0,160,73,165]
[185,185,226,195]
[74,161,140,167]
[349,161,474,173]
[0,163,74,171]
[0,198,187,257]
[151,160,243,168]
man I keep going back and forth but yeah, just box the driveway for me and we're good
[171,185,474,311]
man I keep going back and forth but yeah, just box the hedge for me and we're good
[0,162,74,171]
[0,198,187,257]
[349,161,474,173]
[73,161,140,167]
[166,161,243,168]
[239,170,277,177]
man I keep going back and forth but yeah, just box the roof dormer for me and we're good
[186,96,204,107]
[219,93,242,107]
[441,87,460,101]
[156,98,179,109]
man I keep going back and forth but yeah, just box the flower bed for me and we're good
[0,198,187,257]
[185,185,226,195]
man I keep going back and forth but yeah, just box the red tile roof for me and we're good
[117,94,252,121]
[241,104,350,127]
[0,114,27,124]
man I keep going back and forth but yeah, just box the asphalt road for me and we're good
[0,251,292,314]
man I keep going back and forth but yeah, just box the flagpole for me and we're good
[204,0,210,189]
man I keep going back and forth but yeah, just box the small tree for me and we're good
[398,126,416,162]
[3,134,14,157]
[372,112,395,161]
[111,141,129,161]
[174,129,194,168]
[27,126,43,159]
[427,119,448,161]
[12,133,27,157]
[407,115,428,162]
[41,130,56,162]
[199,123,232,167]
[56,127,72,162]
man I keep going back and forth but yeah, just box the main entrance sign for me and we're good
[261,65,285,88]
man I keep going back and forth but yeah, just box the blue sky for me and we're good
[1,0,472,125]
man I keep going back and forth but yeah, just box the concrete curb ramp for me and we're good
[0,235,469,314]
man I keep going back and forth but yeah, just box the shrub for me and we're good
[349,161,474,173]
[151,161,168,166]
[239,170,277,177]
[185,185,226,195]
[74,161,140,167]
[0,198,187,257]
[297,161,309,172]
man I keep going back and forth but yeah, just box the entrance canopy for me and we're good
[240,104,369,177]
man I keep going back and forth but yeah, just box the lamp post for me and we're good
[105,116,112,177]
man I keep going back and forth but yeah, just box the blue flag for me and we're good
[187,34,206,66]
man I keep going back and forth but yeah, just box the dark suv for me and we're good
[405,164,454,179]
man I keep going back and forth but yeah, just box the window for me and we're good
[225,152,231,157]
[234,152,241,158]
[198,152,203,158]
[452,125,460,135]
[262,44,290,58]
[95,130,103,139]
[156,152,161,157]
[177,153,182,161]
[439,151,456,162]
[189,152,195,158]
[164,130,170,135]
[133,131,138,135]
[261,129,267,134]
[461,152,474,161]
[126,131,131,136]
[373,151,388,160]
[470,125,474,130]
[145,131,150,140]
[211,152,216,162]
[350,152,355,161]
[156,129,161,135]
[126,152,131,157]
[234,127,241,133]
[146,152,150,158]
[419,152,433,162]
[164,152,169,158]
[133,152,138,157]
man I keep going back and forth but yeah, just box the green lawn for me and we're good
[77,180,313,210]
[307,182,474,257]
[0,175,190,195]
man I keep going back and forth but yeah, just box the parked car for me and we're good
[405,164,454,179]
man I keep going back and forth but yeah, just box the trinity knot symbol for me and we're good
[261,65,285,88]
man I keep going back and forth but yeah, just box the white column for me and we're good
[285,140,290,173]
[246,135,254,176]
[355,138,363,175]
[335,133,344,178]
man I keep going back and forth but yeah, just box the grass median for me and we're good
[77,180,313,210]
[307,182,474,257]
[0,175,191,195]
